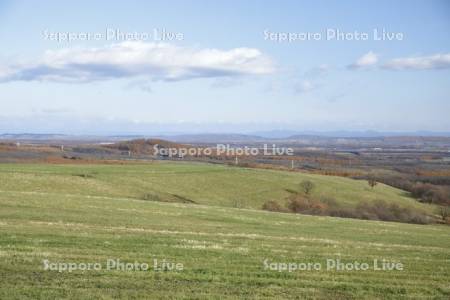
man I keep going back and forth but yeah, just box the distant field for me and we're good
[0,183,449,298]
[0,162,435,213]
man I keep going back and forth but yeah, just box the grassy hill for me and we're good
[0,181,449,299]
[0,162,434,215]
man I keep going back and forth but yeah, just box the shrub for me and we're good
[368,178,378,189]
[283,195,432,224]
[299,180,315,196]
[329,207,361,219]
[262,200,285,212]
[437,206,450,223]
[287,195,328,215]
[410,183,450,205]
[355,200,430,224]
[352,174,450,206]
[288,196,310,213]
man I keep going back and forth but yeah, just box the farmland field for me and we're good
[0,162,449,299]
[0,162,434,212]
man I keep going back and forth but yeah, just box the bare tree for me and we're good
[437,206,450,222]
[368,178,378,189]
[299,180,315,196]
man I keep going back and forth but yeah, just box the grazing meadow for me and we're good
[0,162,449,299]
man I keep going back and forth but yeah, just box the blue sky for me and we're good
[0,0,449,134]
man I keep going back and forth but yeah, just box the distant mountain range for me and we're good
[251,130,450,139]
[2,130,450,142]
[2,132,450,149]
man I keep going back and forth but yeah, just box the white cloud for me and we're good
[0,42,275,83]
[383,53,450,70]
[348,51,378,69]
[295,80,316,93]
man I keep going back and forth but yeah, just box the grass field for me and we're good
[0,162,449,299]
[0,162,434,212]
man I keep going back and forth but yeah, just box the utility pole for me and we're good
[235,156,238,165]
[291,159,294,169]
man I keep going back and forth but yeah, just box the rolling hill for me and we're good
[0,161,435,215]
[0,179,449,299]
